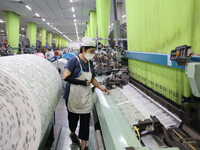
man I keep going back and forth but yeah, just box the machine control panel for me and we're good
[170,45,193,65]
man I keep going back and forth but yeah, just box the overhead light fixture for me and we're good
[25,5,32,11]
[0,30,4,32]
[72,7,74,12]
[70,0,73,2]
[21,28,25,30]
[74,19,76,22]
[42,18,46,21]
[73,14,75,18]
[47,22,50,25]
[0,19,4,23]
[35,13,40,17]
[74,23,76,26]
[111,23,113,26]
[50,25,53,28]
[122,15,126,18]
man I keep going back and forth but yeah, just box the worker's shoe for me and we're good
[69,133,80,146]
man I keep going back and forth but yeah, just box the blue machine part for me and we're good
[126,51,185,69]
[126,51,200,70]
[63,52,75,59]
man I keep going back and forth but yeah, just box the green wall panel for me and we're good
[90,10,97,39]
[87,22,91,37]
[96,0,111,45]
[125,0,199,105]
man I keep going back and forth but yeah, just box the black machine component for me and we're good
[170,45,193,65]
[0,47,12,56]
[133,116,200,150]
[102,69,129,89]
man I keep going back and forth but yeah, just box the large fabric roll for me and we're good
[52,58,68,79]
[0,54,62,150]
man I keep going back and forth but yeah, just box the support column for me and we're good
[85,29,88,37]
[40,28,46,47]
[90,10,97,39]
[61,38,64,48]
[5,11,20,51]
[25,26,29,39]
[28,22,37,47]
[87,22,90,37]
[96,0,111,45]
[55,35,59,48]
[48,32,52,48]
[66,40,68,47]
[59,36,62,48]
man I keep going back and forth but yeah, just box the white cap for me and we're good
[81,37,96,47]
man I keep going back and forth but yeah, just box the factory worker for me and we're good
[63,37,110,150]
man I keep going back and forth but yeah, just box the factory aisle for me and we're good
[50,97,97,150]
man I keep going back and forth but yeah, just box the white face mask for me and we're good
[84,53,95,61]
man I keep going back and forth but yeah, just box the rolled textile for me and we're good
[0,54,62,150]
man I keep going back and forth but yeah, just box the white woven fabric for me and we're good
[0,54,62,150]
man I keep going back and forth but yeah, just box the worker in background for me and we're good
[63,37,110,150]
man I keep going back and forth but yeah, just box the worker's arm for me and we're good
[64,69,90,86]
[91,78,110,94]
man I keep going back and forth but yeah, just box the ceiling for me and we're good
[0,0,96,41]
[0,0,125,42]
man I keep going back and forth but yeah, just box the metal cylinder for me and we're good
[0,54,62,150]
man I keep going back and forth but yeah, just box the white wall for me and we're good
[68,42,81,49]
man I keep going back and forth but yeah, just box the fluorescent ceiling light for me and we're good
[73,14,75,18]
[70,0,73,2]
[50,25,53,28]
[42,18,46,21]
[72,7,74,12]
[74,23,76,26]
[122,15,126,18]
[21,28,25,30]
[35,13,40,17]
[0,30,4,32]
[74,19,76,22]
[47,22,50,25]
[111,23,113,26]
[25,5,32,11]
[0,19,4,23]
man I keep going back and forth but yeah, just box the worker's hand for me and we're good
[100,86,110,95]
[86,80,91,86]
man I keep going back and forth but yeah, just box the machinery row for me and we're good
[1,34,200,150]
